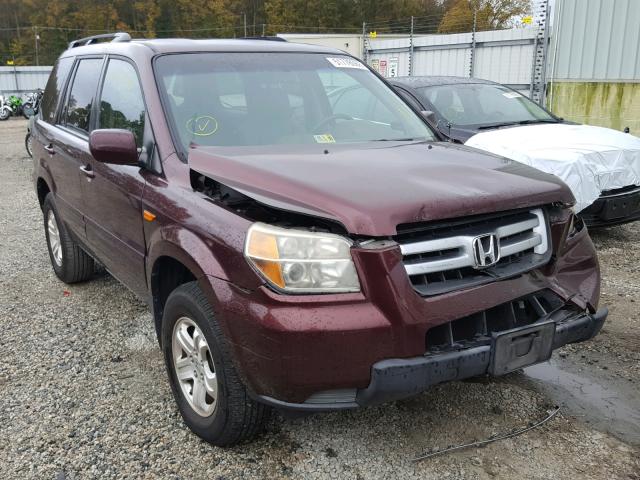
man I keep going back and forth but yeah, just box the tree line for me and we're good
[1,0,530,65]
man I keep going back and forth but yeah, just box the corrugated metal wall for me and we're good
[473,29,536,87]
[367,28,537,92]
[551,0,640,81]
[278,34,364,58]
[0,66,52,96]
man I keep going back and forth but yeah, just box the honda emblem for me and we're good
[472,234,500,268]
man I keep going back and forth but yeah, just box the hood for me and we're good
[189,141,573,236]
[465,123,640,212]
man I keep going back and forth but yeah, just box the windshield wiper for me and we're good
[371,137,418,142]
[477,118,558,130]
[515,119,558,125]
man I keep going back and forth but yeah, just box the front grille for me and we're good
[425,290,571,353]
[396,208,551,296]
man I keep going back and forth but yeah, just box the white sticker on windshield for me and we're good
[502,91,521,99]
[326,57,367,70]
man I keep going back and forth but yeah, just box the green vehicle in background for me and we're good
[0,94,24,120]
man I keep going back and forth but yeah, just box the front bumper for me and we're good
[256,307,607,411]
[581,186,640,227]
[205,207,602,408]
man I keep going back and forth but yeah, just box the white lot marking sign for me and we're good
[388,58,399,77]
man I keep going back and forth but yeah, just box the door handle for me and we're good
[79,164,95,178]
[44,144,55,155]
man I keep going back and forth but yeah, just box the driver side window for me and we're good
[332,86,370,118]
[329,84,395,125]
[425,87,465,122]
[98,59,146,147]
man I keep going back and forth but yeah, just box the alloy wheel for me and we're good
[172,317,218,417]
[26,134,33,157]
[47,210,62,266]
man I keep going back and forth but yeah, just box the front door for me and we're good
[82,57,148,298]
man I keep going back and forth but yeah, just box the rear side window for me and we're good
[41,57,73,124]
[98,59,146,146]
[63,58,103,133]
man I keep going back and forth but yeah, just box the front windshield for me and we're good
[154,53,434,154]
[417,83,555,127]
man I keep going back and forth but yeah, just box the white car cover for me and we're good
[465,123,640,212]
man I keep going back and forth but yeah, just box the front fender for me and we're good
[145,223,263,289]
[146,225,226,285]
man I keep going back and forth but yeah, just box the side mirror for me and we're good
[89,129,138,166]
[421,110,438,129]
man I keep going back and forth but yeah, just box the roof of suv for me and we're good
[391,76,498,88]
[61,37,346,58]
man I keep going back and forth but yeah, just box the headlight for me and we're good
[244,223,360,293]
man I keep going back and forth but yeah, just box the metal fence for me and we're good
[365,28,539,96]
[0,66,52,96]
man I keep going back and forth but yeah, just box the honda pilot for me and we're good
[32,32,607,446]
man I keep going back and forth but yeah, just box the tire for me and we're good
[22,103,33,119]
[25,133,33,158]
[0,108,9,121]
[162,282,270,446]
[43,193,95,283]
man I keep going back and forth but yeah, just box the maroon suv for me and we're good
[32,32,606,446]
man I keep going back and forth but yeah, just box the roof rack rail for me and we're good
[68,32,131,49]
[241,36,287,42]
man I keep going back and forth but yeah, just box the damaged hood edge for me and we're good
[188,143,574,236]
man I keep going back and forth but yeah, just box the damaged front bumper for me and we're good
[581,186,640,227]
[256,306,607,411]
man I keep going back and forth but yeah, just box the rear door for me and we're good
[52,56,105,240]
[81,56,148,297]
[32,56,88,239]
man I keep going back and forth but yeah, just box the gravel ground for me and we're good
[1,118,639,479]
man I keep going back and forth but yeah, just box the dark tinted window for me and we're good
[98,59,145,146]
[41,57,74,124]
[63,58,103,132]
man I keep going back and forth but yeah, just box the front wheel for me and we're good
[0,107,9,121]
[162,282,270,446]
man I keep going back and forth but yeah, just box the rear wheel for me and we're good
[43,193,95,283]
[25,133,33,157]
[162,282,269,446]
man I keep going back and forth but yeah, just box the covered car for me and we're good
[391,76,640,227]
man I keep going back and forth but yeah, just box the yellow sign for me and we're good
[369,31,377,39]
[7,59,14,65]
[522,16,533,25]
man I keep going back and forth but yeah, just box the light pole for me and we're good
[34,26,40,66]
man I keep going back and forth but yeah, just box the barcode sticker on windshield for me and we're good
[326,57,367,70]
[502,91,521,99]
